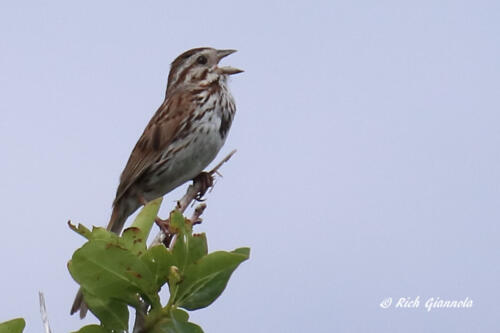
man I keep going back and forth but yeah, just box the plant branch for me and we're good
[176,149,236,213]
[149,149,236,247]
[134,150,236,333]
[39,292,52,333]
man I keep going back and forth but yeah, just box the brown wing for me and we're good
[113,92,191,205]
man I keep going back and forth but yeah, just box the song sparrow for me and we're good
[71,47,242,317]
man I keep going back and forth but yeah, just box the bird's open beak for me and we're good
[216,49,244,75]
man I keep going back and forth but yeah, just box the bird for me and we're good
[70,47,242,318]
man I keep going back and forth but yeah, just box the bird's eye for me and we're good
[196,55,207,65]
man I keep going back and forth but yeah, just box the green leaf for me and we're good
[169,317,203,333]
[68,221,93,239]
[89,227,117,241]
[122,227,147,256]
[68,239,158,307]
[170,308,189,322]
[186,233,208,265]
[130,198,163,239]
[0,318,25,333]
[150,310,203,333]
[165,212,249,311]
[81,289,129,331]
[151,320,203,333]
[170,216,207,273]
[140,245,176,290]
[176,248,250,310]
[68,221,119,242]
[171,231,188,271]
[232,247,251,257]
[72,325,110,333]
[169,211,188,234]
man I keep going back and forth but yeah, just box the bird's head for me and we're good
[167,47,243,92]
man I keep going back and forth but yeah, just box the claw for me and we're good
[193,172,214,201]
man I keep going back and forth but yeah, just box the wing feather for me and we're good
[113,92,190,205]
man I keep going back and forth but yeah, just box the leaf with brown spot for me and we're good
[68,239,159,308]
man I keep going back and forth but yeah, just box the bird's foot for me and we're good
[193,172,214,201]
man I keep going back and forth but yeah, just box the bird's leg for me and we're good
[193,171,215,201]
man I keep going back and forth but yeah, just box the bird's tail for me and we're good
[106,201,130,234]
[70,289,88,318]
[70,201,132,318]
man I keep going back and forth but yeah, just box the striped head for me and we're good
[166,47,243,94]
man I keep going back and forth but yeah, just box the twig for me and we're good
[176,149,236,212]
[39,292,52,333]
[149,150,236,246]
[191,203,207,225]
[135,150,236,333]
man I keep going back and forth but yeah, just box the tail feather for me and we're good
[70,289,88,318]
[106,202,129,234]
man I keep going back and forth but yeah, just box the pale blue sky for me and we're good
[1,1,499,332]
